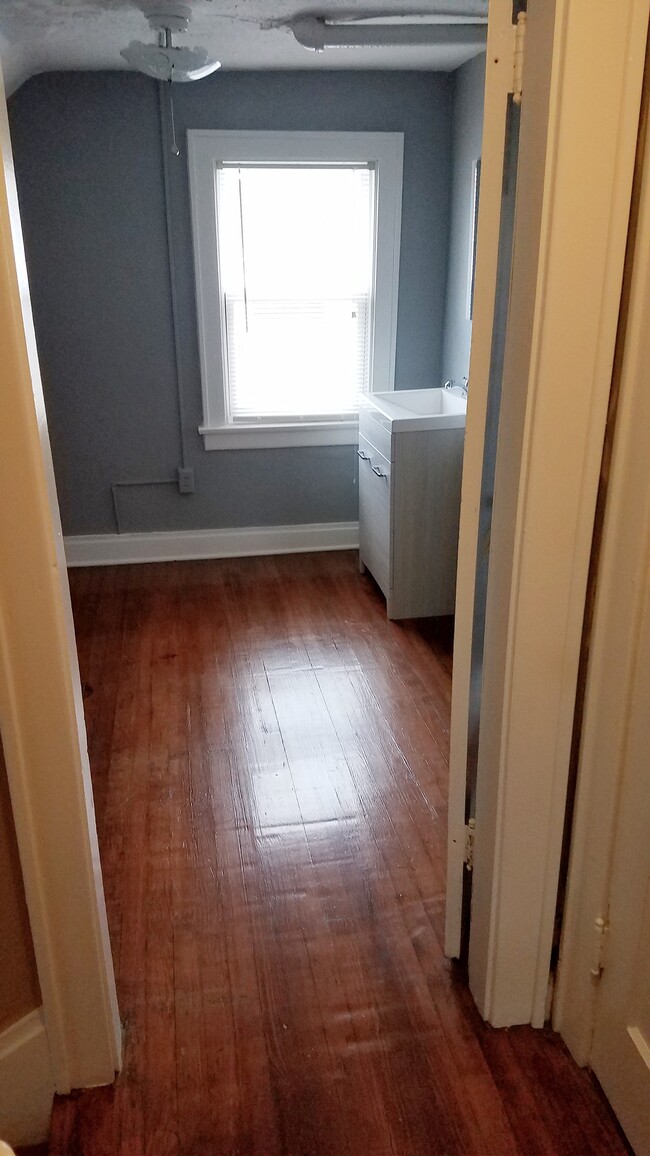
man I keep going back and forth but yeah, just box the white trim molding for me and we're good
[445,0,518,963]
[554,59,650,1064]
[187,130,403,451]
[199,420,359,451]
[0,65,121,1092]
[447,0,649,1030]
[466,0,649,1028]
[0,1009,55,1147]
[65,521,360,567]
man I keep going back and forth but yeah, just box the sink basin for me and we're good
[360,387,467,432]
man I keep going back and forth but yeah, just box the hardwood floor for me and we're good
[48,551,628,1155]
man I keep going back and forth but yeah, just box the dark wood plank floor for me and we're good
[48,552,628,1155]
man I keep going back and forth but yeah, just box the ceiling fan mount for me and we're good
[145,5,192,35]
[121,4,221,83]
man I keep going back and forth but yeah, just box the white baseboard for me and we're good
[64,521,360,568]
[0,1008,54,1147]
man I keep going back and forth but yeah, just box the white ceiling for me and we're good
[0,0,488,95]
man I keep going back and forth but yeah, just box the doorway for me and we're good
[1,0,647,1142]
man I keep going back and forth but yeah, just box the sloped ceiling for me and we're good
[0,0,488,95]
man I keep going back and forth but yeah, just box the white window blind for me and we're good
[216,165,375,424]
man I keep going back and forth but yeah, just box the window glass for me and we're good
[216,165,375,422]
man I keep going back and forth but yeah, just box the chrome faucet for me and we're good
[443,377,469,397]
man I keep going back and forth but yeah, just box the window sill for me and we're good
[199,421,360,451]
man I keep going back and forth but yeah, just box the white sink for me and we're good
[360,387,467,433]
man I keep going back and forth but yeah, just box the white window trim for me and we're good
[187,130,404,450]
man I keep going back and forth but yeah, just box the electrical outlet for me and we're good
[177,467,195,495]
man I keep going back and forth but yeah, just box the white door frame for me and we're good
[1,3,647,1077]
[445,0,519,961]
[447,0,649,1027]
[554,54,650,1065]
[0,68,121,1092]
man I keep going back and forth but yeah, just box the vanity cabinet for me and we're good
[358,396,465,619]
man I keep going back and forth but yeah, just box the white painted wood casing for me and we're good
[555,49,650,1150]
[188,130,403,450]
[445,0,518,963]
[0,61,121,1094]
[446,0,649,1029]
[64,521,360,567]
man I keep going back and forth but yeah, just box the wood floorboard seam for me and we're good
[46,552,628,1156]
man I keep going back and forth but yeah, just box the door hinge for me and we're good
[512,11,527,105]
[464,817,476,871]
[589,916,610,978]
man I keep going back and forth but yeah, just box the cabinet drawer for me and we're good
[359,403,393,461]
[358,434,391,596]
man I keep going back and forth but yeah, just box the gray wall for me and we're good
[9,70,453,536]
[442,53,486,387]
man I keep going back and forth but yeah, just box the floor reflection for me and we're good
[50,553,626,1156]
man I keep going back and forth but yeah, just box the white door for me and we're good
[446,0,649,1032]
[589,596,650,1153]
[586,109,650,1137]
[552,34,650,1146]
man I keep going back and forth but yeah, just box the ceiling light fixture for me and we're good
[290,13,488,52]
[121,5,221,82]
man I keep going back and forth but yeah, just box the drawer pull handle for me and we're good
[371,465,387,478]
[357,450,370,461]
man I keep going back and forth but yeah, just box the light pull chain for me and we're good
[168,77,180,156]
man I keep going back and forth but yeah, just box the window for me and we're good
[188,132,404,449]
[219,166,372,425]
